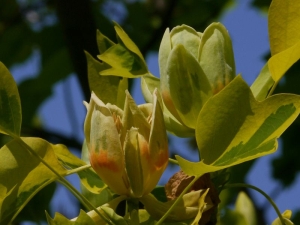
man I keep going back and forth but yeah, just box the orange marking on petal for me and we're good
[90,150,121,172]
[153,149,169,170]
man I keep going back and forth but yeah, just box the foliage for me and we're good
[1,0,300,224]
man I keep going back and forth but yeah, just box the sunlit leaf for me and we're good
[96,30,115,54]
[74,195,127,224]
[114,22,145,62]
[85,51,127,109]
[0,62,21,136]
[98,44,149,78]
[97,23,149,78]
[177,76,300,176]
[219,208,248,225]
[268,40,300,82]
[141,75,160,104]
[250,63,274,101]
[53,142,106,195]
[101,206,127,225]
[235,192,256,225]
[272,210,294,225]
[0,138,67,225]
[269,0,300,55]
[191,189,209,225]
[252,0,300,96]
[140,190,211,222]
[15,182,56,224]
[46,210,96,225]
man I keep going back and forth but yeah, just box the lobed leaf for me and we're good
[177,76,300,176]
[46,210,96,225]
[54,143,107,195]
[96,30,115,54]
[269,0,300,55]
[140,190,211,222]
[97,23,149,78]
[234,192,257,225]
[0,62,22,136]
[85,51,127,109]
[268,40,300,82]
[271,210,294,225]
[0,138,66,225]
[113,22,145,62]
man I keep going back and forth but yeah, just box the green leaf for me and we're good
[250,63,274,101]
[167,45,212,129]
[114,22,145,62]
[0,62,22,136]
[219,208,248,225]
[272,210,294,225]
[234,192,257,225]
[97,23,148,78]
[247,0,300,98]
[98,44,149,78]
[81,195,127,224]
[267,0,300,83]
[191,189,209,225]
[141,75,160,104]
[53,142,106,195]
[268,40,300,82]
[15,182,56,224]
[96,30,115,54]
[101,206,128,225]
[46,209,96,225]
[140,190,211,222]
[0,137,67,225]
[85,51,128,109]
[177,76,300,176]
[269,0,300,55]
[139,209,156,225]
[199,22,235,94]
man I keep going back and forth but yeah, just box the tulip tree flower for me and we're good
[149,23,236,132]
[84,90,169,198]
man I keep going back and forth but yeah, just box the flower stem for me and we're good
[268,80,279,97]
[127,198,140,224]
[156,175,201,225]
[168,158,179,165]
[14,136,113,225]
[223,183,286,225]
[66,164,92,175]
